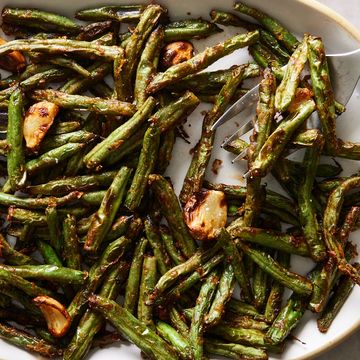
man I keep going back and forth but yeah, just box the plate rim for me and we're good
[298,0,360,42]
[279,1,360,359]
[0,1,359,360]
[299,321,360,360]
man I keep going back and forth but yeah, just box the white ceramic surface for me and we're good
[1,1,360,359]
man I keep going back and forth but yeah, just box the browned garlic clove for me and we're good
[24,101,60,150]
[33,295,70,337]
[160,41,194,69]
[183,189,227,241]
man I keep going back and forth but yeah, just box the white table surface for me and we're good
[314,1,360,359]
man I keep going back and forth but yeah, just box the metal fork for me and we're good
[211,48,360,161]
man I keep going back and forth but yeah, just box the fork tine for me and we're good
[211,84,260,130]
[231,148,248,163]
[221,120,253,148]
[218,49,360,166]
[238,120,255,136]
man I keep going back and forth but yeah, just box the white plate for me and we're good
[1,1,360,359]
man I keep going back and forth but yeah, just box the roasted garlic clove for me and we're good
[24,101,60,150]
[183,189,227,241]
[160,41,194,69]
[33,295,70,337]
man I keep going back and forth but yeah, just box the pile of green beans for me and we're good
[0,2,359,360]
